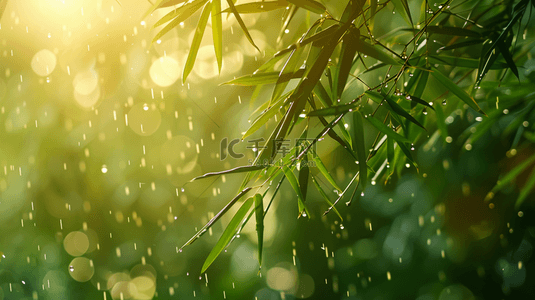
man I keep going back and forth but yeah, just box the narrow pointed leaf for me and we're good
[158,0,189,8]
[428,55,507,69]
[254,194,264,268]
[212,0,223,73]
[365,113,412,144]
[181,187,252,249]
[191,165,266,181]
[404,94,434,110]
[243,96,288,139]
[392,0,413,26]
[221,1,288,13]
[278,4,297,43]
[201,197,254,273]
[516,166,535,208]
[274,24,339,58]
[425,26,481,37]
[287,0,325,14]
[355,40,401,65]
[430,67,485,115]
[311,174,343,221]
[226,0,260,52]
[491,153,535,194]
[496,40,519,79]
[351,111,367,189]
[152,0,208,43]
[335,27,360,100]
[223,69,305,86]
[283,166,308,217]
[183,1,212,83]
[369,91,425,130]
[313,155,342,192]
[440,39,484,51]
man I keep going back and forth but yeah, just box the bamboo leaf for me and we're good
[201,196,254,273]
[370,91,425,130]
[440,39,484,51]
[425,26,481,37]
[428,55,507,69]
[404,94,434,110]
[226,0,260,52]
[516,166,535,208]
[491,153,535,194]
[274,24,339,58]
[392,0,413,26]
[254,194,264,268]
[222,1,288,13]
[190,165,266,181]
[181,187,252,249]
[351,110,367,189]
[158,0,188,8]
[313,155,342,192]
[496,40,519,79]
[183,1,212,83]
[287,0,325,14]
[429,67,485,115]
[307,102,359,116]
[278,4,298,43]
[334,26,359,100]
[243,95,289,139]
[364,113,412,144]
[222,69,305,86]
[355,40,401,65]
[311,174,343,221]
[152,0,208,43]
[212,0,223,73]
[282,166,309,217]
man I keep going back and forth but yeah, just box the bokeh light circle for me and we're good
[68,257,95,282]
[63,231,90,257]
[31,49,57,76]
[149,56,181,87]
[127,103,161,136]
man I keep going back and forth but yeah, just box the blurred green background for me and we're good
[1,0,535,299]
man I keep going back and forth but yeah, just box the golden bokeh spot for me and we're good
[68,257,95,282]
[63,231,90,257]
[31,49,57,77]
[128,103,161,136]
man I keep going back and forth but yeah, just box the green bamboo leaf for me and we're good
[190,165,266,181]
[181,187,252,249]
[243,95,289,139]
[496,40,519,79]
[253,194,264,268]
[429,67,485,115]
[440,39,484,51]
[201,196,254,273]
[153,7,184,28]
[277,4,298,43]
[274,24,339,58]
[311,174,343,221]
[387,135,394,166]
[425,26,481,37]
[392,0,413,26]
[313,155,342,192]
[283,166,309,217]
[226,0,260,52]
[222,1,288,13]
[307,102,358,116]
[212,0,223,73]
[143,0,167,20]
[351,110,367,189]
[182,1,212,83]
[364,113,411,144]
[152,0,208,43]
[298,153,310,205]
[516,166,535,208]
[412,69,428,99]
[334,26,359,100]
[370,91,425,130]
[427,55,507,69]
[355,40,401,65]
[491,153,535,194]
[272,46,305,104]
[287,0,325,14]
[223,69,305,86]
[403,94,434,110]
